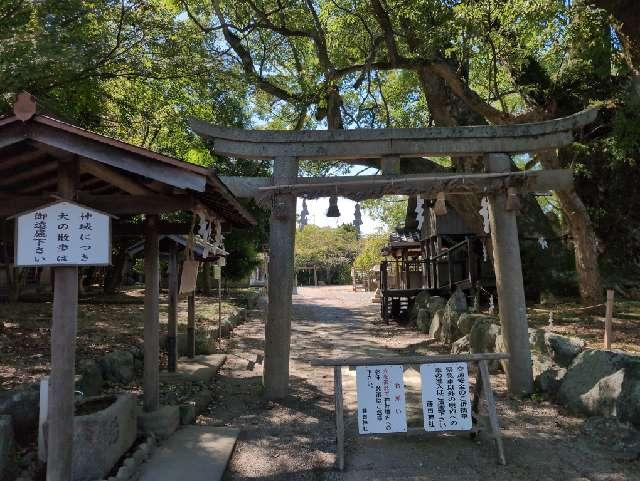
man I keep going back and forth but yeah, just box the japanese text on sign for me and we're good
[420,362,472,432]
[15,202,111,266]
[355,365,407,434]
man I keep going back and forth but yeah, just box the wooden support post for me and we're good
[264,156,298,399]
[46,160,78,481]
[187,293,196,358]
[202,262,211,295]
[143,215,160,412]
[333,366,345,471]
[313,265,318,286]
[485,153,533,396]
[605,289,614,349]
[478,359,506,465]
[167,245,179,372]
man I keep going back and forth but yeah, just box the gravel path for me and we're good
[199,286,640,481]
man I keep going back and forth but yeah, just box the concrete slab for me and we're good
[138,426,239,481]
[159,354,226,383]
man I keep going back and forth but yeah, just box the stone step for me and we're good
[138,426,239,481]
[159,354,227,384]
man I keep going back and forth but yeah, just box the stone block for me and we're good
[0,415,15,481]
[0,385,39,444]
[179,403,197,425]
[138,405,180,440]
[42,394,137,481]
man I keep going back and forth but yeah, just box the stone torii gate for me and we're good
[191,108,598,400]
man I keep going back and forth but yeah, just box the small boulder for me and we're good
[426,296,446,316]
[532,353,566,394]
[447,287,468,313]
[469,318,500,354]
[416,308,430,333]
[99,350,135,384]
[428,309,445,340]
[457,313,497,336]
[558,350,634,417]
[544,333,586,367]
[451,335,470,355]
[409,291,431,324]
[617,359,640,427]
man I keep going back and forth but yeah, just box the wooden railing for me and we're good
[379,237,479,293]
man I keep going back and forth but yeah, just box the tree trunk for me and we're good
[539,151,602,303]
[104,242,127,294]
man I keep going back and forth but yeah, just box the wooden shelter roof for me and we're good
[0,94,255,227]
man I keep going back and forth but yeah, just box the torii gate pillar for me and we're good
[486,153,534,395]
[264,156,298,399]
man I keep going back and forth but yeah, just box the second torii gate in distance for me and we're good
[191,108,597,399]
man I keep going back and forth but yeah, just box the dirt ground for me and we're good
[0,287,240,390]
[201,285,640,481]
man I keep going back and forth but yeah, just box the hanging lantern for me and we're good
[299,198,309,230]
[434,191,447,216]
[326,195,340,217]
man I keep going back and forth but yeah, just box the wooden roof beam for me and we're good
[0,161,58,188]
[78,158,155,195]
[28,123,206,192]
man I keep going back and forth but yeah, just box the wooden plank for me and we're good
[46,160,78,481]
[334,366,345,471]
[605,289,614,349]
[486,153,533,395]
[29,123,207,191]
[0,149,47,172]
[263,156,298,399]
[0,161,57,187]
[478,359,506,465]
[187,293,196,358]
[0,194,195,217]
[167,245,179,372]
[143,215,160,412]
[79,159,155,195]
[113,222,193,237]
[310,352,510,367]
[0,122,27,149]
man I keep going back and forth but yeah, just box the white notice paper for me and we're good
[15,201,111,266]
[420,362,472,432]
[355,365,407,434]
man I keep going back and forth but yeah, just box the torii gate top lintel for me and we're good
[189,108,597,161]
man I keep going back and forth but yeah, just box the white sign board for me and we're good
[355,365,407,434]
[15,201,111,266]
[420,362,472,432]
